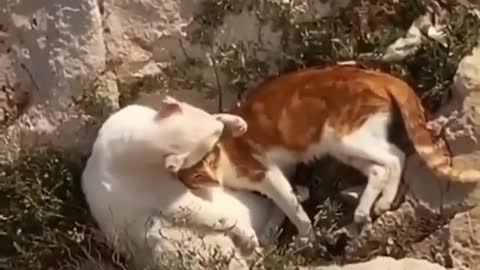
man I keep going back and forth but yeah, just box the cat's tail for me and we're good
[386,79,480,184]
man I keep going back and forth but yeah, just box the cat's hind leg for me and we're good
[335,131,405,224]
[345,158,392,222]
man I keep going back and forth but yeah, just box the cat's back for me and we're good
[88,104,167,164]
[237,65,409,113]
[226,65,415,154]
[96,104,156,142]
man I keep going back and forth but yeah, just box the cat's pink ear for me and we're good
[164,153,188,173]
[156,96,182,119]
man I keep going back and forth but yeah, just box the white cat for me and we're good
[81,97,285,269]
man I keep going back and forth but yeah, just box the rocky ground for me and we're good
[1,0,480,269]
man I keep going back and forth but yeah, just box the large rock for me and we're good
[439,44,480,155]
[101,0,288,111]
[409,40,480,270]
[0,0,106,162]
[443,41,480,270]
[344,39,480,269]
[0,0,292,163]
[308,256,446,270]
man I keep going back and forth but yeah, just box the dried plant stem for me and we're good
[208,54,224,113]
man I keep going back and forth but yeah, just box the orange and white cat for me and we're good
[177,64,480,242]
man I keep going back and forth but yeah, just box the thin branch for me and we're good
[208,53,224,113]
[20,63,40,92]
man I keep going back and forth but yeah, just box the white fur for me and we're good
[93,102,223,169]
[208,143,313,242]
[81,102,285,269]
[201,112,405,243]
[205,114,314,242]
[261,112,405,224]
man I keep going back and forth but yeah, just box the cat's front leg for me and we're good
[293,185,310,203]
[253,165,314,243]
[213,113,247,137]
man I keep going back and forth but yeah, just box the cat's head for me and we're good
[153,96,225,172]
[176,144,223,190]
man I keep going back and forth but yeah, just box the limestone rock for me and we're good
[442,43,480,155]
[102,0,286,112]
[455,45,480,97]
[424,41,480,269]
[101,0,192,83]
[348,40,480,268]
[0,0,106,162]
[300,256,446,270]
[0,0,346,163]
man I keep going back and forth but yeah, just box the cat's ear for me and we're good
[164,152,188,173]
[156,96,183,119]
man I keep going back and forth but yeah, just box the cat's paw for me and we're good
[297,222,315,242]
[226,117,247,137]
[353,207,372,225]
[373,197,393,217]
[214,114,248,137]
[294,185,310,203]
[239,234,260,254]
[230,225,260,254]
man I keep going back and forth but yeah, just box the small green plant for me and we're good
[0,150,124,270]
